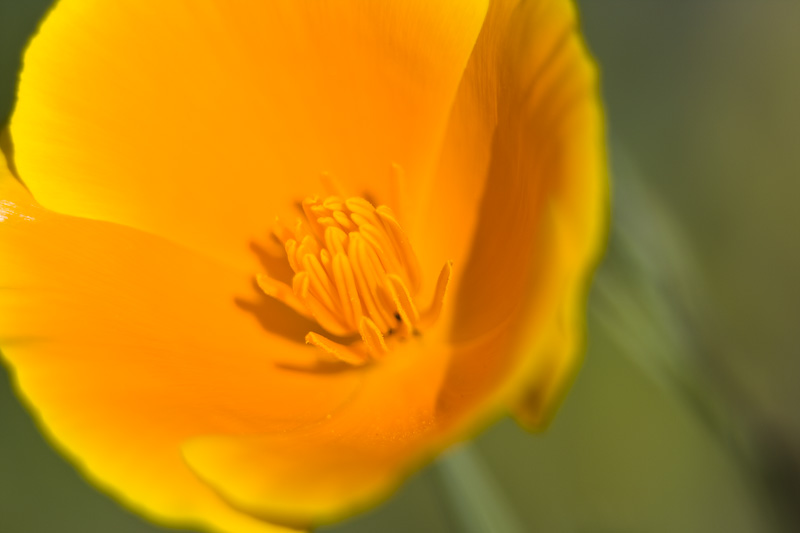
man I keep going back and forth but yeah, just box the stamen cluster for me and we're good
[258,195,450,365]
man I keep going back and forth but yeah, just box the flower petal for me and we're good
[10,0,489,271]
[182,330,507,527]
[413,0,606,423]
[0,155,361,532]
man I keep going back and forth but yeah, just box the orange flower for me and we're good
[0,0,605,531]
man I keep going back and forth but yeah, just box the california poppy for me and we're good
[0,0,605,531]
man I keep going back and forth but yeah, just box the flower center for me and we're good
[257,192,451,366]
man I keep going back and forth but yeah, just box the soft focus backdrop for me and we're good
[2,1,799,532]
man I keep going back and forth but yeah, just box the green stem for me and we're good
[434,443,526,533]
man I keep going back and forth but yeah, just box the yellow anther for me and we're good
[284,239,299,272]
[302,291,350,337]
[257,172,451,366]
[310,203,328,216]
[324,226,347,256]
[358,223,404,285]
[319,249,332,272]
[345,197,375,216]
[387,274,419,323]
[301,254,338,315]
[317,216,338,233]
[256,274,312,319]
[418,260,453,331]
[301,198,327,240]
[358,317,388,359]
[292,271,310,299]
[349,234,390,333]
[322,196,344,211]
[332,252,363,328]
[357,238,397,329]
[376,206,422,293]
[294,218,314,242]
[297,234,319,260]
[349,212,371,228]
[333,210,356,231]
[306,332,369,366]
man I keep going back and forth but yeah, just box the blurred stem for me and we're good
[434,443,526,533]
[598,148,800,532]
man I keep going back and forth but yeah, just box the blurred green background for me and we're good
[2,1,800,532]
